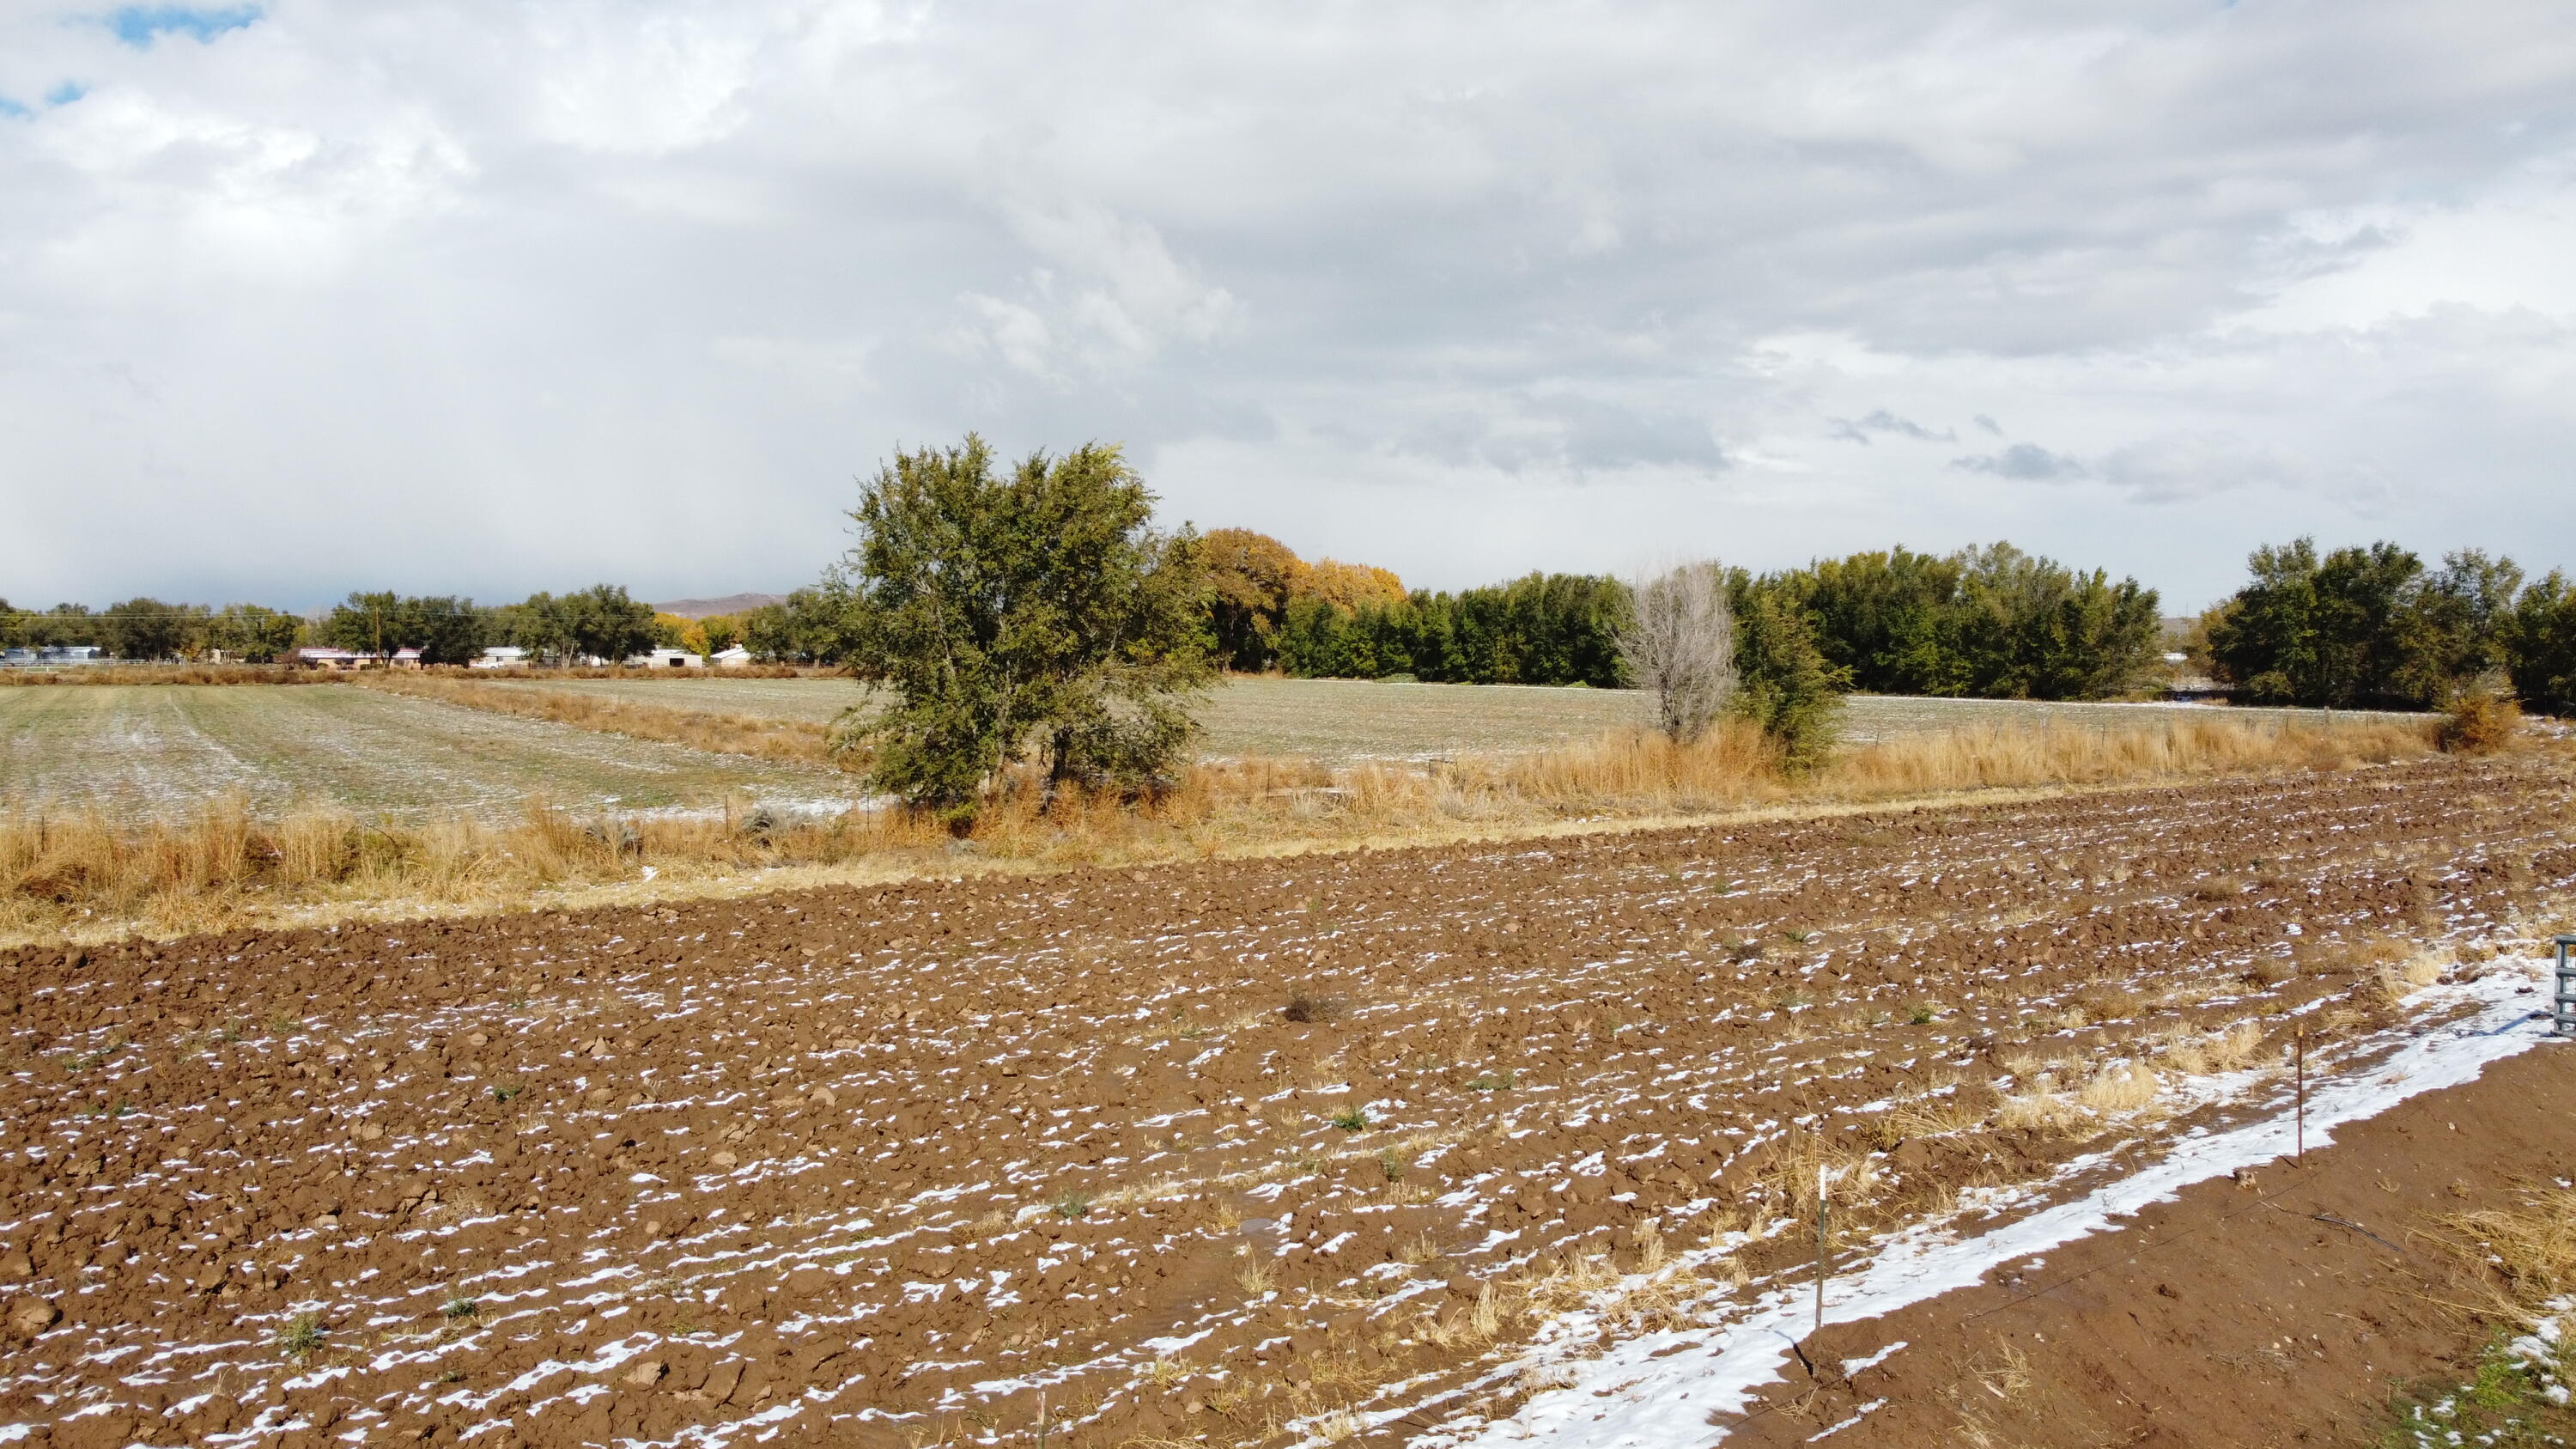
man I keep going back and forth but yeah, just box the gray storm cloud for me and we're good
[2,0,2573,610]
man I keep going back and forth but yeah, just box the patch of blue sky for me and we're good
[46,82,88,106]
[0,94,27,119]
[107,5,261,47]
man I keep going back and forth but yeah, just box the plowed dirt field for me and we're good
[3,752,2572,1449]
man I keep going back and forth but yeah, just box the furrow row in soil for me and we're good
[2,752,2572,1449]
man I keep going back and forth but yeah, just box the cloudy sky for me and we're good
[4,1,2573,612]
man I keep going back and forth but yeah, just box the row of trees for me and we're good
[0,584,680,664]
[312,585,683,664]
[1245,539,2163,703]
[2,599,304,661]
[1200,529,1630,685]
[1275,574,1631,686]
[1776,544,2164,701]
[2198,539,2576,715]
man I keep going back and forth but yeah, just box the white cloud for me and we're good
[2098,431,2360,506]
[0,0,2573,611]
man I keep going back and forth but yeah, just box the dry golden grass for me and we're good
[2074,1062,2161,1114]
[1880,1087,1986,1141]
[0,664,348,687]
[2158,1020,2267,1076]
[0,709,2447,947]
[1994,1091,2087,1135]
[1825,710,2433,795]
[2441,1186,2576,1313]
[362,672,838,767]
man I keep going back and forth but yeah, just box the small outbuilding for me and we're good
[290,647,370,671]
[629,648,705,669]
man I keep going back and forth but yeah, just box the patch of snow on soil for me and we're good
[1423,960,2560,1449]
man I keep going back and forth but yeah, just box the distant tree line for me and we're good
[0,583,696,664]
[1194,533,2166,703]
[307,584,683,664]
[1197,529,1633,686]
[2197,539,2576,715]
[1771,543,2164,701]
[25,529,2576,721]
[0,599,305,661]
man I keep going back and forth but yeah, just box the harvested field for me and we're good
[0,713,2441,947]
[0,685,855,823]
[478,675,2397,765]
[2,752,2571,1448]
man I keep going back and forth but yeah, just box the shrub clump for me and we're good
[2438,689,2520,755]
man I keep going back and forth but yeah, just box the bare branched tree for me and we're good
[1619,561,1736,742]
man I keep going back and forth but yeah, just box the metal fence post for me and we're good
[2555,935,2576,1039]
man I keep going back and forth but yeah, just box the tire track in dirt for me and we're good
[1,753,2572,1448]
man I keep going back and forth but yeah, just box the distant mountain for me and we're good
[653,593,787,619]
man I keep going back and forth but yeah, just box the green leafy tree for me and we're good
[204,605,303,661]
[491,595,574,662]
[497,585,657,664]
[2509,571,2576,717]
[734,588,860,664]
[100,598,207,661]
[1277,594,1358,679]
[1273,572,1630,687]
[404,597,493,665]
[698,614,744,656]
[2207,539,2515,709]
[1789,547,1969,696]
[1728,573,1844,772]
[835,435,1212,818]
[24,605,101,650]
[557,585,658,662]
[738,601,796,661]
[1950,543,2163,699]
[319,592,404,657]
[1776,543,2159,700]
[2391,550,2523,704]
[319,593,489,664]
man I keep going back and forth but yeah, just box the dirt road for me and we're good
[3,752,2571,1448]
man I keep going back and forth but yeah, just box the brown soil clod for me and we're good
[0,749,2570,1447]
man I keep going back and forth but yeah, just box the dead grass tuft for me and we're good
[2159,1020,2265,1075]
[2074,1062,2160,1114]
[1880,1088,1985,1141]
[2439,1185,2576,1314]
[1994,1091,2087,1135]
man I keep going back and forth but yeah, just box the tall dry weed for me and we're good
[2158,1020,2265,1075]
